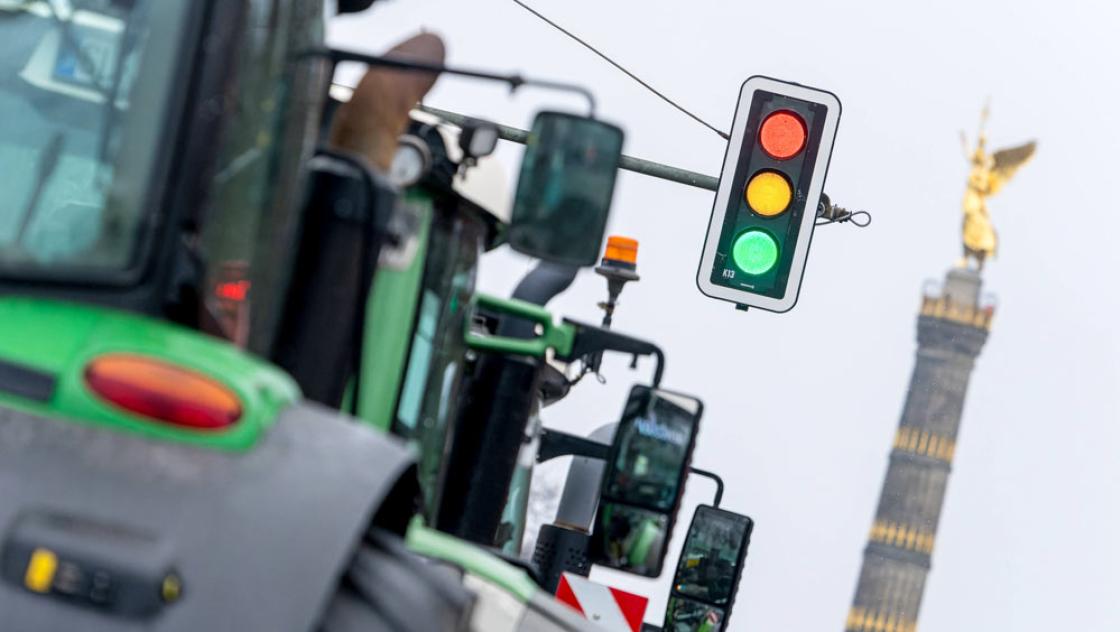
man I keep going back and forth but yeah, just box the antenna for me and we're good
[510,0,730,141]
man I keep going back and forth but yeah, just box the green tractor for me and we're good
[0,0,622,629]
[328,78,666,569]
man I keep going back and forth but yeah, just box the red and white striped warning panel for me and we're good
[555,572,648,632]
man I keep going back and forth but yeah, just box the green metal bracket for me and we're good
[463,294,575,358]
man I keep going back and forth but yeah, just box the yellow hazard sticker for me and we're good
[24,548,58,593]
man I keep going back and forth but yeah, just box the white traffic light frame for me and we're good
[696,76,841,312]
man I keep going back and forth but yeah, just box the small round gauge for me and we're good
[389,135,432,188]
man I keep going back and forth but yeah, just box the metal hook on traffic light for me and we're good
[817,193,872,228]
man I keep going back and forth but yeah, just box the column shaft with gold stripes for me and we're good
[844,268,992,632]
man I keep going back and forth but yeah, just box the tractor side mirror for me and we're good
[589,385,701,577]
[663,506,754,632]
[508,111,623,266]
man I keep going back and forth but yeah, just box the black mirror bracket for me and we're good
[556,319,665,387]
[306,47,597,116]
[538,428,725,508]
[536,428,609,464]
[308,147,398,229]
[689,467,725,508]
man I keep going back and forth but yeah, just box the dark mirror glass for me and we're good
[508,111,623,266]
[603,390,698,512]
[664,506,754,632]
[594,502,669,576]
[590,385,702,577]
[664,596,726,632]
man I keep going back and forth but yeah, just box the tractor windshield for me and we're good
[0,0,189,280]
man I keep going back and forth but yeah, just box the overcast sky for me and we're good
[332,1,1120,629]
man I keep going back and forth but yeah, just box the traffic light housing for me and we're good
[696,76,841,312]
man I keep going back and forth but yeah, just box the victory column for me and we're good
[845,109,1034,632]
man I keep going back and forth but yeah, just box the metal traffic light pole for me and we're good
[418,104,865,224]
[418,105,720,191]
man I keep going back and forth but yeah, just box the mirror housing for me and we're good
[336,0,379,14]
[459,120,500,162]
[589,385,702,577]
[508,111,623,266]
[663,505,754,632]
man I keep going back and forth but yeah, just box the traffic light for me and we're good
[696,76,841,312]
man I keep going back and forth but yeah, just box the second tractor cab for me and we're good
[312,47,657,626]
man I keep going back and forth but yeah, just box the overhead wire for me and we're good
[509,0,730,140]
[508,1,874,231]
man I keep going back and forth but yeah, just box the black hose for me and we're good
[498,261,579,338]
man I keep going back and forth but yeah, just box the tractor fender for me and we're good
[0,400,416,631]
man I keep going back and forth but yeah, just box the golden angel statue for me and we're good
[959,107,1036,271]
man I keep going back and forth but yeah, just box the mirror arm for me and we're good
[689,467,725,508]
[556,319,665,387]
[540,428,721,508]
[518,77,598,117]
[311,48,597,116]
[537,428,609,463]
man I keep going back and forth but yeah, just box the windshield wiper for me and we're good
[44,0,111,96]
[44,0,138,181]
[15,132,65,245]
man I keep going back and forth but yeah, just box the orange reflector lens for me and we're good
[759,110,807,160]
[603,235,639,266]
[745,171,793,217]
[85,354,242,430]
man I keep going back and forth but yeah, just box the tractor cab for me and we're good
[0,1,611,630]
[0,0,325,330]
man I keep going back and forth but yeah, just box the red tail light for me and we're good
[85,354,242,430]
